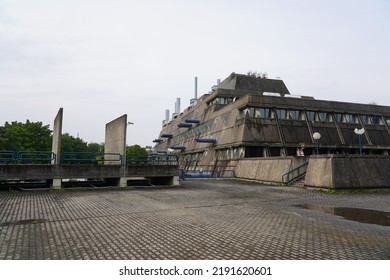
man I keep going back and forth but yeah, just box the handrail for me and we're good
[95,153,123,164]
[126,154,179,165]
[126,154,149,164]
[0,151,17,164]
[1,150,178,166]
[282,161,309,184]
[61,152,123,165]
[0,151,55,164]
[180,169,235,179]
[149,154,179,165]
[61,152,95,164]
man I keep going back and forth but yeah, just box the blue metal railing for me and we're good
[61,152,95,164]
[0,151,16,164]
[61,152,123,165]
[0,151,55,164]
[1,150,178,166]
[149,154,179,165]
[180,169,235,179]
[95,153,123,164]
[17,151,56,164]
[281,161,309,184]
[126,154,179,165]
[126,154,149,164]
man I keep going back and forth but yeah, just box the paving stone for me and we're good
[0,180,389,259]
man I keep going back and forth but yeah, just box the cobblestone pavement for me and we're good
[0,180,389,260]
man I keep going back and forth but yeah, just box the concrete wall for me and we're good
[51,108,63,165]
[235,157,306,183]
[105,114,127,164]
[0,164,178,181]
[304,156,333,188]
[304,155,390,189]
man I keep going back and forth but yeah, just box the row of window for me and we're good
[216,147,245,160]
[166,107,389,146]
[240,107,388,125]
[183,146,390,161]
[182,147,245,161]
[208,97,237,106]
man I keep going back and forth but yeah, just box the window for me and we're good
[306,111,315,121]
[343,114,358,124]
[232,147,244,159]
[240,107,274,119]
[222,113,230,124]
[317,112,326,122]
[371,116,382,125]
[276,109,287,119]
[335,113,343,123]
[306,111,334,122]
[255,108,261,118]
[361,115,370,124]
[260,108,273,118]
[287,110,302,120]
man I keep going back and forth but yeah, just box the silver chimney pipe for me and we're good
[165,109,170,121]
[175,98,181,114]
[217,79,221,86]
[194,77,198,99]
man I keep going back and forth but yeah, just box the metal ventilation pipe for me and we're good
[175,98,181,114]
[217,79,221,86]
[165,109,170,121]
[194,77,198,99]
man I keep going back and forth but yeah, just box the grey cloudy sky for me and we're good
[1,0,389,146]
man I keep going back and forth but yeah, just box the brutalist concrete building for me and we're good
[153,72,390,188]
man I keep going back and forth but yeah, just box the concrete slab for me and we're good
[0,180,389,260]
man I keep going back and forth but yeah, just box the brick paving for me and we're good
[0,180,389,260]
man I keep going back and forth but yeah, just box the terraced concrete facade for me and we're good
[154,73,390,182]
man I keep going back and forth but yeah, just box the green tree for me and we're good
[61,133,88,152]
[0,120,51,151]
[87,142,104,154]
[126,144,148,155]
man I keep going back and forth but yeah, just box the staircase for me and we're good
[281,161,309,185]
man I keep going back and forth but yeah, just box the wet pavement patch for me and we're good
[297,204,390,227]
[1,219,46,226]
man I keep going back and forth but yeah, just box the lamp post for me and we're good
[313,132,321,155]
[354,128,365,155]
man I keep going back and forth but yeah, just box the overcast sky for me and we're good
[1,0,389,147]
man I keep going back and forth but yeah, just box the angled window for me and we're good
[306,111,315,121]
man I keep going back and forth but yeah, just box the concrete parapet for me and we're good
[304,155,390,189]
[304,156,333,188]
[51,179,62,189]
[236,157,306,183]
[0,164,179,181]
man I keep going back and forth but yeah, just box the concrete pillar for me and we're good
[105,114,127,165]
[51,108,63,165]
[51,108,63,190]
[171,176,180,186]
[119,178,128,187]
[51,179,62,189]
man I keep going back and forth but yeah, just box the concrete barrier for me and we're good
[304,155,390,189]
[0,164,179,187]
[304,156,333,188]
[236,157,306,183]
